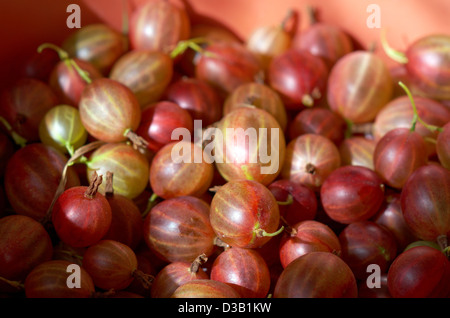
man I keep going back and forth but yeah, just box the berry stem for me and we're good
[240,95,258,109]
[443,246,450,259]
[150,193,159,202]
[280,9,294,29]
[169,38,213,59]
[208,185,222,193]
[350,122,374,136]
[84,171,102,199]
[277,194,294,206]
[285,223,297,237]
[380,29,409,64]
[306,5,318,25]
[69,59,92,84]
[0,276,24,290]
[437,234,448,256]
[121,0,129,36]
[424,136,437,144]
[398,81,443,133]
[254,70,266,84]
[311,87,322,100]
[65,141,75,157]
[189,253,208,274]
[213,236,231,250]
[0,116,27,148]
[67,155,89,166]
[132,269,154,289]
[302,94,314,107]
[344,118,354,139]
[59,249,84,261]
[280,9,298,37]
[91,289,116,298]
[255,225,285,238]
[38,43,92,84]
[123,129,149,151]
[37,42,69,60]
[104,171,114,197]
[305,163,316,175]
[141,193,160,219]
[41,141,105,225]
[368,41,377,53]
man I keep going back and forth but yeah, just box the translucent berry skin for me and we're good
[0,215,53,282]
[268,49,328,110]
[4,143,80,221]
[327,51,393,124]
[129,0,190,52]
[52,186,112,248]
[24,260,95,298]
[210,179,281,249]
[292,22,354,70]
[79,78,141,143]
[373,127,428,189]
[405,34,450,100]
[143,196,216,263]
[320,166,385,224]
[400,164,450,242]
[82,240,140,291]
[210,247,271,298]
[387,246,450,298]
[196,41,262,98]
[274,252,358,298]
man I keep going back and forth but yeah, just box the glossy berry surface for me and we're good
[387,246,450,298]
[144,196,216,263]
[274,252,358,298]
[210,247,271,298]
[320,165,385,224]
[0,215,53,281]
[279,220,341,268]
[210,179,281,249]
[79,78,141,143]
[268,49,328,110]
[327,51,393,124]
[52,174,112,248]
[24,260,95,298]
[171,279,241,298]
[400,164,450,242]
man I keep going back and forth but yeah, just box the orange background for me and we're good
[1,0,449,91]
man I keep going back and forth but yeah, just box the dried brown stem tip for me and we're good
[91,288,116,298]
[209,186,223,193]
[42,140,106,226]
[105,171,114,197]
[190,253,208,274]
[307,5,318,25]
[124,129,149,151]
[85,171,103,199]
[132,269,154,289]
[437,234,448,253]
[214,236,231,249]
[305,163,316,174]
[254,70,265,84]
